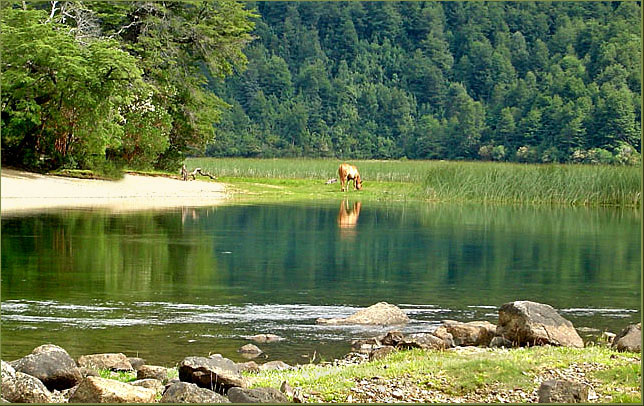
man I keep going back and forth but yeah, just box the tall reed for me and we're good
[186,158,641,207]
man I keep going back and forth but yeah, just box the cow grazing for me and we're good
[338,163,362,192]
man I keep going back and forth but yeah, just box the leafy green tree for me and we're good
[1,7,146,170]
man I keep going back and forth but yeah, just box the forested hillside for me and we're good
[208,1,641,164]
[1,1,641,171]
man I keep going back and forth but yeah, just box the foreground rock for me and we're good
[496,301,584,348]
[130,378,164,394]
[178,355,246,393]
[136,365,168,383]
[69,376,156,403]
[612,323,641,352]
[160,382,230,403]
[441,320,496,347]
[1,361,53,404]
[10,344,82,391]
[398,333,451,350]
[77,353,133,371]
[369,346,397,361]
[537,380,589,403]
[317,302,409,326]
[228,387,289,403]
[128,357,146,370]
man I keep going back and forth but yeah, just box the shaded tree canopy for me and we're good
[1,0,255,171]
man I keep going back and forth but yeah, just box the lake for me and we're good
[1,201,640,366]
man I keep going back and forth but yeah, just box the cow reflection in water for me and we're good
[337,200,362,239]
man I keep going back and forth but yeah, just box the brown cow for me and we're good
[338,163,362,192]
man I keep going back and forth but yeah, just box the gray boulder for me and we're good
[488,336,513,348]
[128,357,146,370]
[130,378,165,394]
[77,353,133,371]
[137,365,168,383]
[316,302,409,326]
[380,330,405,346]
[228,387,289,403]
[538,380,589,403]
[496,301,584,348]
[397,333,450,350]
[612,323,641,353]
[1,370,53,403]
[431,326,455,348]
[441,320,497,346]
[178,355,246,393]
[69,376,157,403]
[238,344,263,359]
[369,346,397,361]
[11,344,82,390]
[160,382,230,403]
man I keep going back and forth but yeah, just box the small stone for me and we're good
[228,387,289,403]
[612,323,641,352]
[259,361,290,371]
[537,380,589,403]
[369,346,397,361]
[280,381,294,397]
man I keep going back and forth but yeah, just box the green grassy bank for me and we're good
[186,158,641,207]
[102,345,640,403]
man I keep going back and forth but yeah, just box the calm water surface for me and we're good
[1,201,640,365]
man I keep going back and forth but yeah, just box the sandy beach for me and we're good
[1,169,228,214]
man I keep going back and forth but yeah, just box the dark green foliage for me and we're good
[1,0,255,171]
[209,1,641,164]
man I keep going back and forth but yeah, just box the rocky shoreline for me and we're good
[1,300,640,403]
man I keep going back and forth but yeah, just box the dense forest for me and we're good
[209,1,641,164]
[1,1,641,172]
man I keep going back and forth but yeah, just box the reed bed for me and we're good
[185,158,641,207]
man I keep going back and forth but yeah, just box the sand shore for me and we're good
[1,169,229,214]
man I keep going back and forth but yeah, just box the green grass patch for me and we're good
[247,346,641,403]
[98,369,137,383]
[187,158,641,207]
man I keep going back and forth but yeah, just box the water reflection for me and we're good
[1,202,640,365]
[337,200,361,239]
